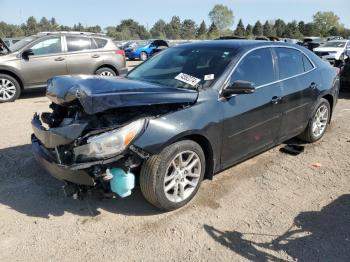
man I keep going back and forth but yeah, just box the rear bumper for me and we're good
[119,67,128,76]
[31,136,95,186]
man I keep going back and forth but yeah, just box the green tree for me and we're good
[234,19,245,36]
[207,22,220,39]
[196,20,207,39]
[116,19,150,39]
[303,22,319,36]
[313,11,340,37]
[263,20,273,36]
[245,24,253,37]
[208,4,234,33]
[252,20,263,36]
[181,19,197,39]
[298,21,305,36]
[150,19,167,38]
[165,16,181,39]
[273,19,286,37]
[25,16,38,35]
[39,17,50,31]
[283,21,301,38]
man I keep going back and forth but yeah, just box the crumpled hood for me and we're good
[46,75,198,115]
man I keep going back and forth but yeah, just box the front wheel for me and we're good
[0,74,21,103]
[298,98,331,142]
[140,140,205,211]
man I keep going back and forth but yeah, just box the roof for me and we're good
[35,31,107,37]
[175,40,299,51]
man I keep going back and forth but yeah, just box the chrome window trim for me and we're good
[220,45,317,94]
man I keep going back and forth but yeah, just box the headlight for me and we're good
[74,119,145,159]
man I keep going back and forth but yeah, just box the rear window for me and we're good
[66,36,94,52]
[275,48,304,79]
[94,38,108,48]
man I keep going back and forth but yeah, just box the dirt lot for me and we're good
[0,66,349,261]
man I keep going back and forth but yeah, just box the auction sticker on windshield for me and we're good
[175,73,201,86]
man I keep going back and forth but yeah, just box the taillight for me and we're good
[115,50,125,56]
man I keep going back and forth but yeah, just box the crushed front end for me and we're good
[31,103,152,198]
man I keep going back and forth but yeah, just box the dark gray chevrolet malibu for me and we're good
[31,40,339,210]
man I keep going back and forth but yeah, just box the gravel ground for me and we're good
[0,66,349,261]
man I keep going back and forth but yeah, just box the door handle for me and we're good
[54,57,65,61]
[271,96,282,104]
[91,54,100,58]
[309,82,318,90]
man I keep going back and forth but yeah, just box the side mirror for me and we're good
[22,49,34,59]
[222,80,256,97]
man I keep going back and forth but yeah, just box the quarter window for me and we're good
[231,48,275,87]
[275,48,304,79]
[66,37,94,52]
[302,55,314,72]
[30,37,62,55]
[94,38,108,48]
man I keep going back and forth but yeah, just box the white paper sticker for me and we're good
[204,74,215,81]
[175,73,201,86]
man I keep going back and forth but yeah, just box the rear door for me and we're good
[64,36,102,75]
[19,36,67,87]
[274,47,318,140]
[221,47,284,168]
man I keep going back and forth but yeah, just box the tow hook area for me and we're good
[62,182,86,200]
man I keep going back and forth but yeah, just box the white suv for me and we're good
[313,40,350,65]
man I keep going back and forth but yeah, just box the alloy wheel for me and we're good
[164,150,201,203]
[312,105,329,138]
[99,71,114,77]
[0,78,16,101]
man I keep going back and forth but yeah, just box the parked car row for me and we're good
[123,39,169,61]
[0,31,127,102]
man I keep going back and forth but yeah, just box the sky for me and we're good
[0,0,349,29]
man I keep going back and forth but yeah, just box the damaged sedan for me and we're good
[32,41,339,210]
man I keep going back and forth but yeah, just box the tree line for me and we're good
[0,4,349,40]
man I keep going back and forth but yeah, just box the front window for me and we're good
[127,46,237,89]
[322,41,346,48]
[30,37,62,55]
[231,48,275,87]
[9,36,37,52]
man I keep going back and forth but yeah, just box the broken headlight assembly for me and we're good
[74,119,146,159]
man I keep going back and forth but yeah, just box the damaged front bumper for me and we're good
[31,115,144,188]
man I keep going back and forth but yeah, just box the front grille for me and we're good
[315,51,329,56]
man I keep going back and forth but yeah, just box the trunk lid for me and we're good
[46,75,198,115]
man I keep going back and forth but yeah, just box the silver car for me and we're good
[0,32,127,102]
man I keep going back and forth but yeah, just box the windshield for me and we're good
[322,41,346,48]
[9,36,37,52]
[127,46,237,89]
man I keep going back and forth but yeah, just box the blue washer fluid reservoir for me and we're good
[109,168,135,198]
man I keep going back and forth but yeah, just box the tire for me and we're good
[140,51,148,61]
[298,98,331,142]
[140,140,205,211]
[95,67,116,77]
[0,74,21,103]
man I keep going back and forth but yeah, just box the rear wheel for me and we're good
[0,74,21,103]
[95,67,116,77]
[140,51,148,61]
[140,140,205,211]
[298,98,330,142]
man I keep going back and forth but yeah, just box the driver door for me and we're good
[19,36,68,87]
[220,47,284,168]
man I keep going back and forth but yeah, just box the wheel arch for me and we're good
[0,69,24,89]
[174,134,215,180]
[321,94,334,122]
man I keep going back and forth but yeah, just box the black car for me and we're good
[31,40,339,211]
[340,50,350,88]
